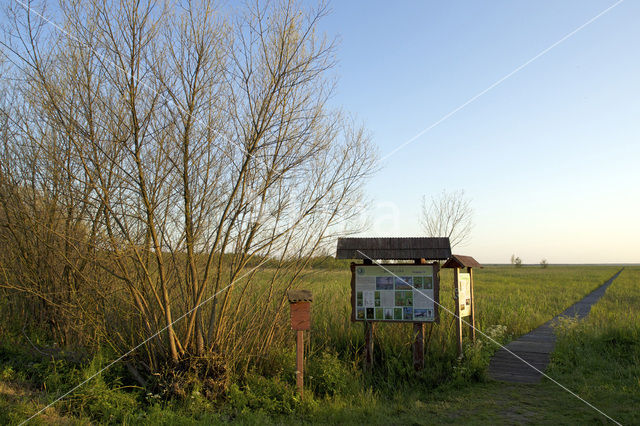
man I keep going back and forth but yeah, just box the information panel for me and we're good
[457,272,471,317]
[353,264,437,322]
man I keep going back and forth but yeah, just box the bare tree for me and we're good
[0,0,376,375]
[421,189,473,248]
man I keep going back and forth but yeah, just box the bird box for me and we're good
[287,290,313,331]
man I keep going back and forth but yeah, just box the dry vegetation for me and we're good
[0,0,374,382]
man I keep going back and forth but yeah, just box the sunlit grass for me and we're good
[296,265,619,357]
[548,266,640,424]
[0,264,631,425]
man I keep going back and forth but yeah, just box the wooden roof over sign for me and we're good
[335,237,451,260]
[442,254,482,269]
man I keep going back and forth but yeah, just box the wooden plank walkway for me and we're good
[488,269,623,383]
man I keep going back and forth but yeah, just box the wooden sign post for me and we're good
[337,237,452,372]
[413,259,425,371]
[443,255,482,358]
[287,290,313,398]
[454,267,464,357]
[468,267,476,342]
[412,258,440,370]
[354,259,376,371]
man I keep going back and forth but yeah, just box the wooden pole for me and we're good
[413,258,425,370]
[468,267,476,343]
[296,330,304,398]
[413,322,424,370]
[364,321,374,371]
[454,267,463,357]
[362,258,374,371]
[349,263,357,322]
[433,261,440,323]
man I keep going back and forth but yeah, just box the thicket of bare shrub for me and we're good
[0,0,375,384]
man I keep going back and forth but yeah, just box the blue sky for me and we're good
[2,1,637,264]
[318,0,640,264]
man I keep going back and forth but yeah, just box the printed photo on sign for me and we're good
[375,308,383,320]
[394,276,413,290]
[376,276,394,290]
[356,291,363,307]
[425,276,433,289]
[395,291,413,306]
[403,307,413,320]
[414,308,428,319]
[384,308,394,320]
[356,308,365,320]
[363,291,375,307]
[413,276,424,289]
[394,308,402,320]
[366,308,374,319]
[374,291,381,307]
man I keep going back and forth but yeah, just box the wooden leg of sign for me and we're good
[296,330,304,398]
[412,259,425,370]
[456,315,463,357]
[468,267,476,343]
[364,321,374,371]
[456,312,463,357]
[454,267,463,358]
[413,322,424,370]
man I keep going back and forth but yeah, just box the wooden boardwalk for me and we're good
[488,269,623,383]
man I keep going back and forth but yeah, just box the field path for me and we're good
[488,269,623,383]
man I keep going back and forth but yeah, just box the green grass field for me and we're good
[1,265,638,425]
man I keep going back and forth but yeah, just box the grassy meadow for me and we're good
[2,264,638,424]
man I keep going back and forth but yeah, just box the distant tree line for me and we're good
[509,255,549,268]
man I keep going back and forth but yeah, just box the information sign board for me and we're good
[352,264,438,322]
[457,272,471,317]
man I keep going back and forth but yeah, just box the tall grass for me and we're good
[284,265,619,392]
[300,265,619,348]
[0,264,624,424]
[549,266,640,424]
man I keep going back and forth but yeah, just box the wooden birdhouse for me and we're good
[287,290,313,331]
